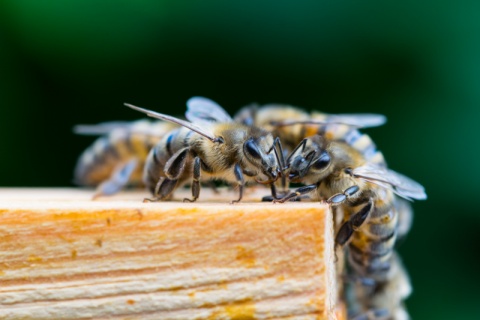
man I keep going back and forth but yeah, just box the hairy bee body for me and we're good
[74,120,176,197]
[281,136,425,319]
[143,124,278,201]
[127,99,280,203]
[235,105,386,166]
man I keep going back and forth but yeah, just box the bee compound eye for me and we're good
[244,139,261,159]
[313,151,330,169]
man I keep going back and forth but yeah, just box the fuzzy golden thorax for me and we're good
[193,123,279,181]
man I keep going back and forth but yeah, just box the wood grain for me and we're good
[0,188,344,320]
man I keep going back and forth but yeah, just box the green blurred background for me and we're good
[1,1,479,318]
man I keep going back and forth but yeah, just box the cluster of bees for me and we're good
[74,97,426,320]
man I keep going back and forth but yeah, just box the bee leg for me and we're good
[367,260,391,275]
[327,185,360,205]
[92,159,138,199]
[262,183,296,202]
[272,184,317,203]
[144,178,178,202]
[343,274,376,287]
[230,164,245,204]
[184,157,201,203]
[350,308,390,320]
[272,137,287,191]
[164,147,190,180]
[335,200,373,247]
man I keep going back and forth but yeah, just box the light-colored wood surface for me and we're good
[0,188,344,320]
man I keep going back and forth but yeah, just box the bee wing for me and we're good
[352,163,427,201]
[271,113,386,129]
[186,96,233,124]
[73,121,134,135]
[233,103,259,126]
[322,113,387,128]
[125,103,217,142]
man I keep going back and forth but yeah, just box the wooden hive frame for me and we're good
[0,188,345,320]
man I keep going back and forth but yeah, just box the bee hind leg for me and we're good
[184,157,201,203]
[144,178,178,202]
[92,159,138,199]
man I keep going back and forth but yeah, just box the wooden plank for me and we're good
[0,188,344,320]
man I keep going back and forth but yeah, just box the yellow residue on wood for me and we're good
[236,246,256,268]
[208,302,256,320]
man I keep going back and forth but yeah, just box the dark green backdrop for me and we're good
[1,1,479,319]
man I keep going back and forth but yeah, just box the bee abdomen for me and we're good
[75,121,165,187]
[142,128,192,195]
[322,126,386,166]
[348,201,398,280]
[74,136,122,186]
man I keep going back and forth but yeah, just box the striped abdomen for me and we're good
[143,127,195,195]
[74,120,174,187]
[346,189,413,318]
[347,185,398,282]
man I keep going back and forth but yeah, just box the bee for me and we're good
[275,135,426,319]
[235,104,388,197]
[74,119,176,198]
[235,104,386,154]
[125,97,282,203]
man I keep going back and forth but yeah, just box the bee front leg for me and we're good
[184,157,201,203]
[230,164,245,204]
[335,199,373,247]
[326,185,360,205]
[272,184,318,203]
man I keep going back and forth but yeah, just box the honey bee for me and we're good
[125,97,282,203]
[74,119,176,198]
[235,104,388,197]
[275,135,426,319]
[235,104,386,154]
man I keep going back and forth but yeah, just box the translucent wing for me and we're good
[73,121,133,135]
[352,163,427,201]
[271,113,386,129]
[233,104,258,126]
[318,113,386,128]
[186,96,233,124]
[125,103,217,142]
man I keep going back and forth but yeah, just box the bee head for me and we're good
[243,134,279,182]
[287,137,331,182]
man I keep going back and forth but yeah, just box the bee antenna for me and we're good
[302,150,317,176]
[273,138,287,188]
[286,138,308,165]
[124,103,218,142]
